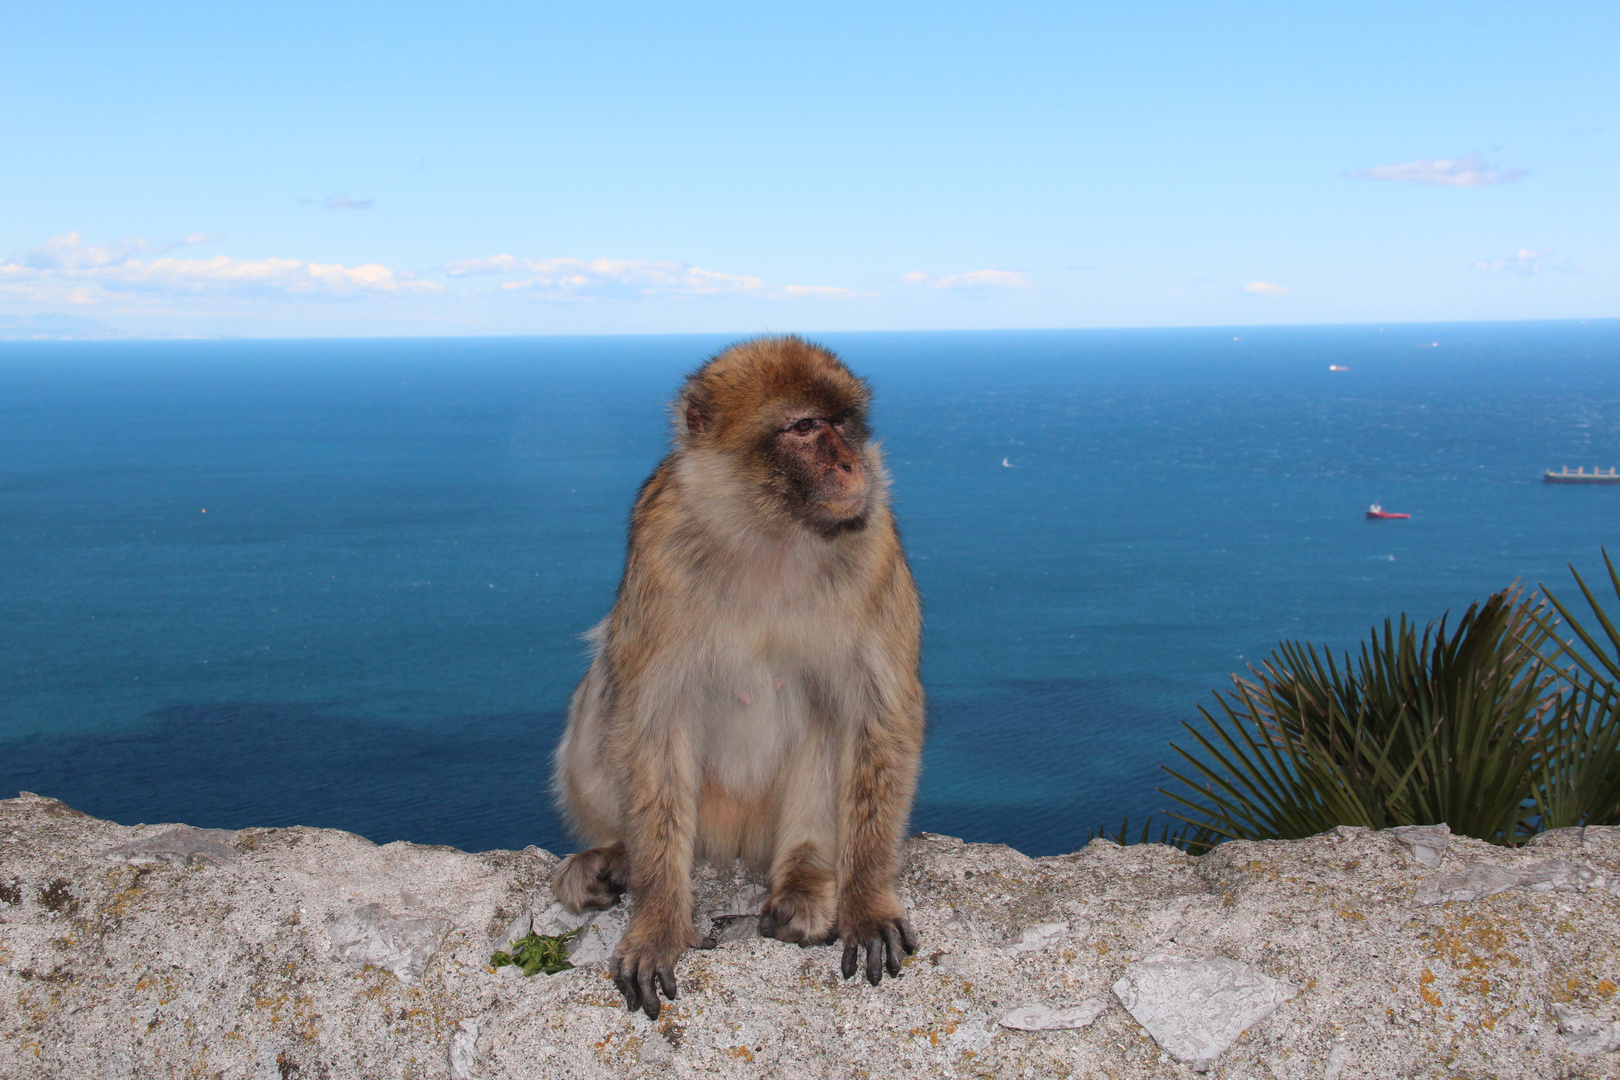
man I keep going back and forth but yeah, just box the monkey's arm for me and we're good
[836,572,925,985]
[609,681,706,1020]
[601,556,710,1020]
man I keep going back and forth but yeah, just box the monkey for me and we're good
[551,335,924,1020]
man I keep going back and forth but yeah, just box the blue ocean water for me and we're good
[2,322,1618,855]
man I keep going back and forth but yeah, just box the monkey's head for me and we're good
[676,336,875,537]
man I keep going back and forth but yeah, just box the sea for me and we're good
[3,321,1618,856]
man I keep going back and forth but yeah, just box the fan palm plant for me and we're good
[1531,552,1620,830]
[1161,589,1563,846]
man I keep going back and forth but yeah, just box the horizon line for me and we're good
[1,314,1616,345]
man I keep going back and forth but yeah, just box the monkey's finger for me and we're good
[758,914,777,938]
[656,966,678,1002]
[612,960,640,1013]
[638,966,661,1021]
[897,918,919,955]
[882,925,905,977]
[865,936,884,986]
[841,940,859,979]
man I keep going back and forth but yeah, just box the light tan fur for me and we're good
[552,336,924,1018]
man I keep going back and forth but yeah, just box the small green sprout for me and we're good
[491,928,581,976]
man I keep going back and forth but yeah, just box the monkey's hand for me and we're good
[553,845,627,914]
[610,923,710,1021]
[837,899,918,986]
[759,878,837,945]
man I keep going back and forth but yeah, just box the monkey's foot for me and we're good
[754,854,835,939]
[838,906,918,986]
[611,925,708,1021]
[552,843,627,914]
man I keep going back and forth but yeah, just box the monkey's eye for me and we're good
[790,418,818,434]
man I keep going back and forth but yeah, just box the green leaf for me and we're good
[490,928,581,976]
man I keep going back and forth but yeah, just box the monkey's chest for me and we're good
[699,634,850,795]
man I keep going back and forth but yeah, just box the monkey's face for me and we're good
[766,407,870,536]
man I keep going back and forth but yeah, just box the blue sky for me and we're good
[2,1,1615,337]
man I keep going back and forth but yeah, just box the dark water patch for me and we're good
[916,676,1191,854]
[0,704,571,854]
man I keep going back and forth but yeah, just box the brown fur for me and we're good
[552,336,924,1018]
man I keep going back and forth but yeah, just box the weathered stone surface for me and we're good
[998,998,1106,1031]
[1414,856,1613,905]
[3,792,1620,1078]
[327,902,454,983]
[103,825,241,869]
[1556,1003,1620,1055]
[1386,823,1451,868]
[1112,956,1298,1071]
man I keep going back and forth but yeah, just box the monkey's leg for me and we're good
[836,700,924,986]
[759,739,839,945]
[760,842,837,945]
[610,721,706,1021]
[553,842,628,913]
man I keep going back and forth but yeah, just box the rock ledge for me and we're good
[3,794,1618,1078]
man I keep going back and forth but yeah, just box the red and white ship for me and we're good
[1365,504,1409,520]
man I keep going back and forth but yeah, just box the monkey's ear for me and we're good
[684,392,714,436]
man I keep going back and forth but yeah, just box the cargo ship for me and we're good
[1366,504,1410,520]
[1543,466,1620,485]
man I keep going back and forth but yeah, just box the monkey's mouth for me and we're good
[821,494,867,519]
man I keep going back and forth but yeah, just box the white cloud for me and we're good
[0,232,435,301]
[16,230,218,270]
[1242,281,1289,297]
[1472,248,1579,275]
[444,254,522,276]
[1343,152,1526,187]
[446,255,763,299]
[904,269,1031,290]
[781,284,863,299]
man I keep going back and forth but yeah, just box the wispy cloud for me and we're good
[0,232,434,302]
[903,269,1031,290]
[780,284,865,299]
[16,230,219,270]
[443,254,522,276]
[320,194,375,210]
[444,255,762,299]
[1242,281,1289,297]
[1472,248,1580,275]
[1343,152,1526,187]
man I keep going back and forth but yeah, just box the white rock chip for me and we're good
[103,826,238,868]
[999,998,1108,1031]
[495,909,533,951]
[1008,920,1069,952]
[1112,957,1298,1072]
[326,902,453,982]
[1414,858,1588,905]
[1387,823,1451,867]
[448,1018,482,1080]
[566,904,630,964]
[1554,1004,1620,1055]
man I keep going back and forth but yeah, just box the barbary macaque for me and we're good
[552,336,924,1019]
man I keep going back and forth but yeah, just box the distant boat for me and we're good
[1543,466,1620,485]
[1329,365,1349,372]
[1001,457,1012,468]
[1366,504,1410,520]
